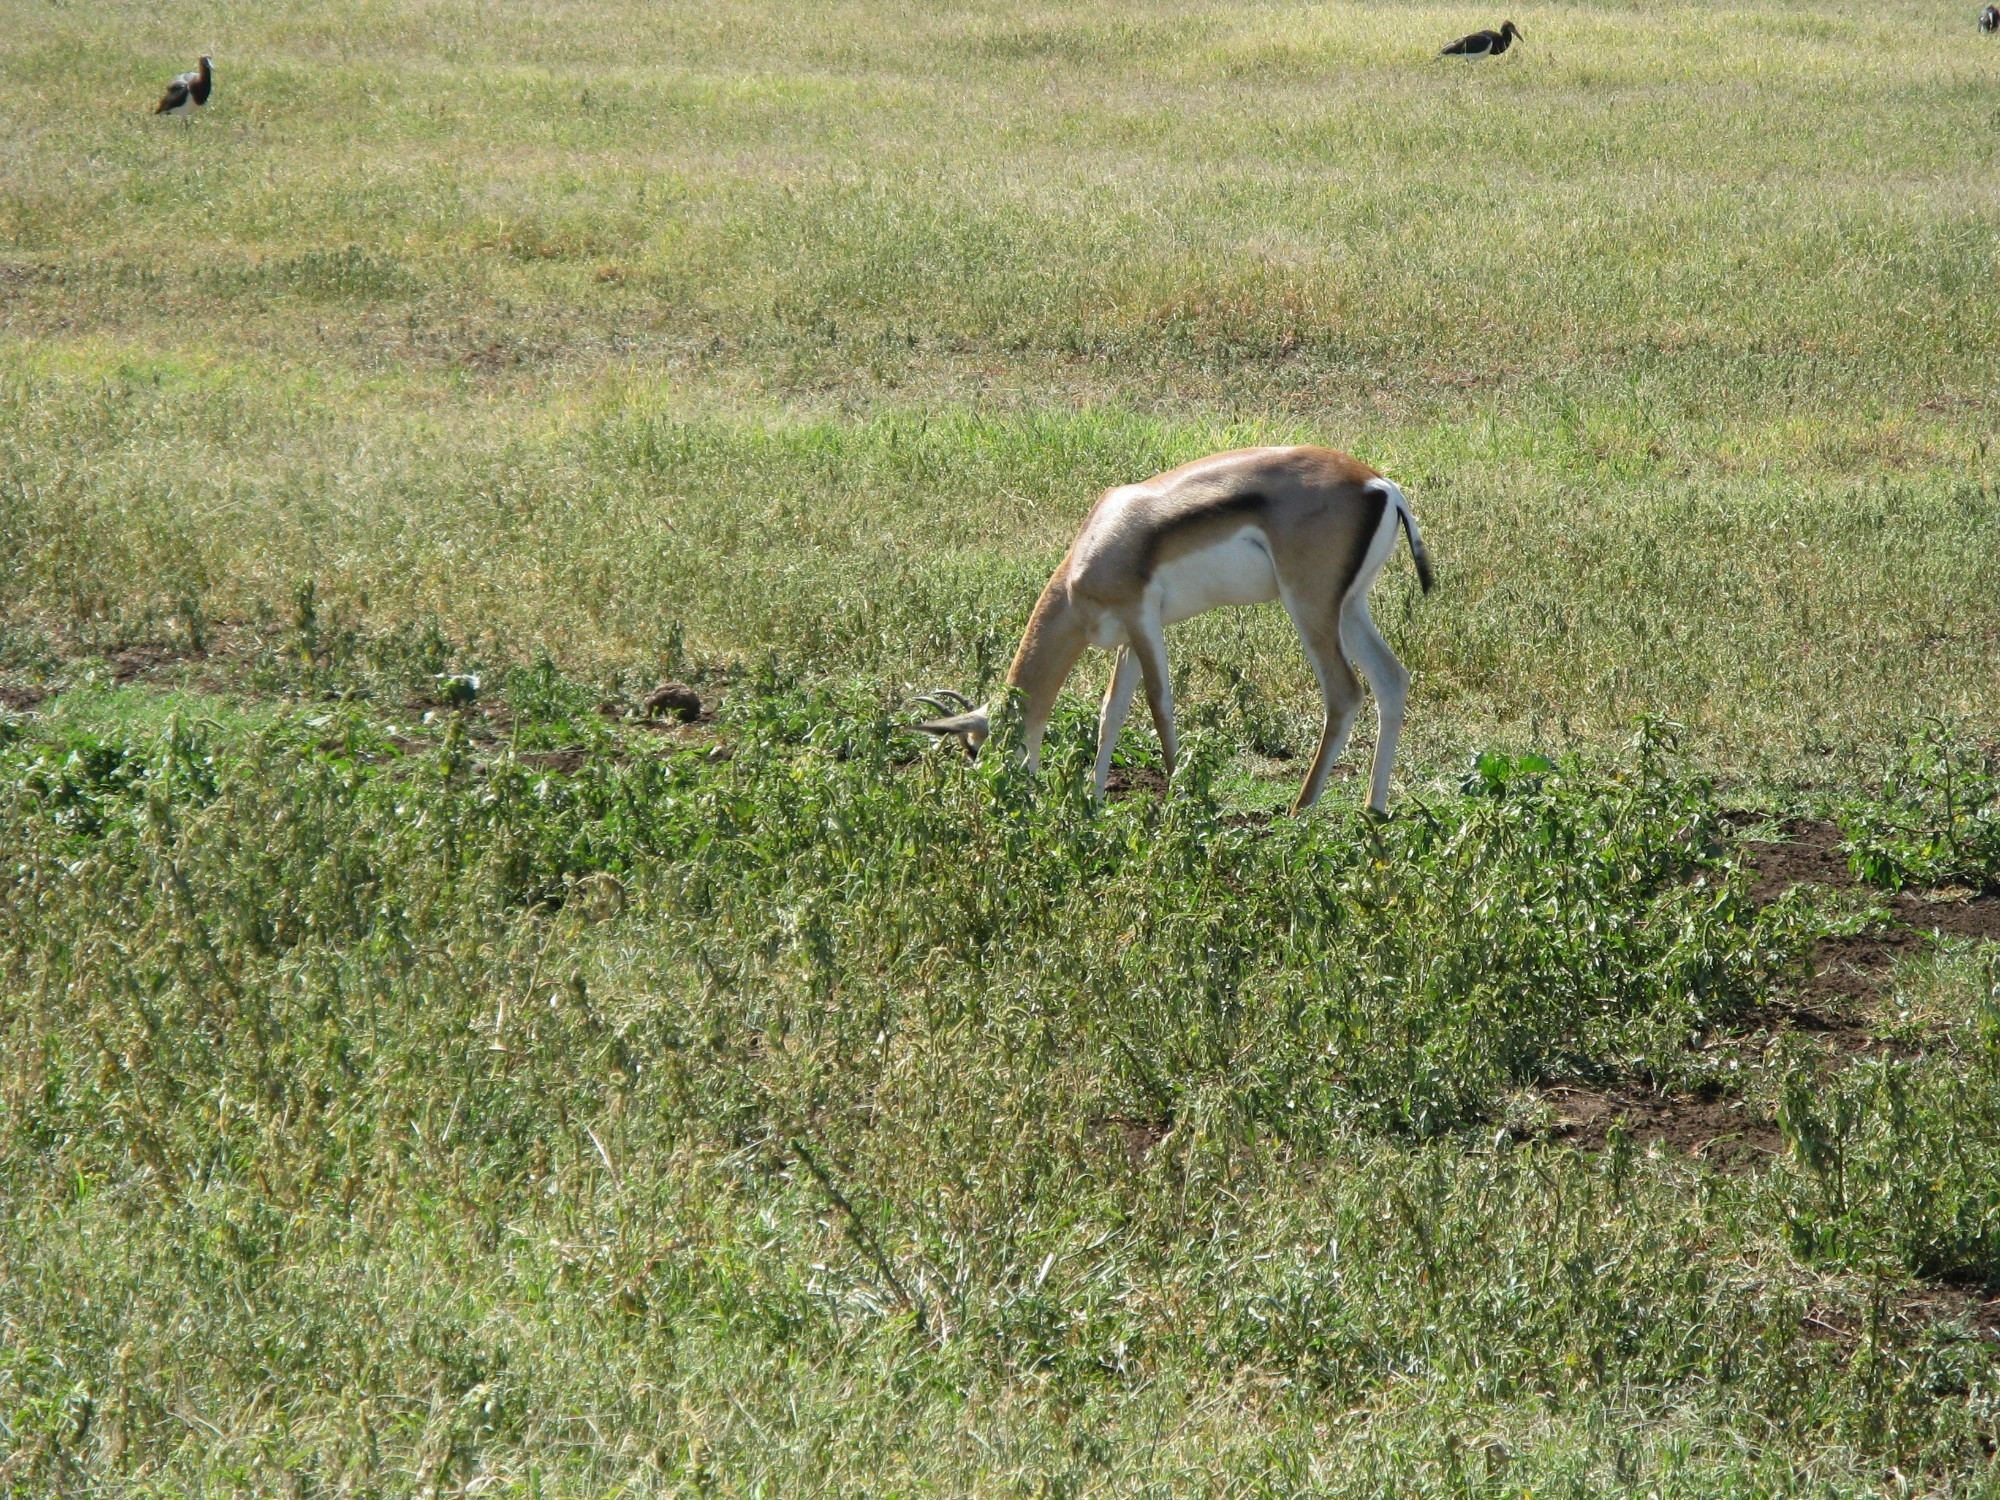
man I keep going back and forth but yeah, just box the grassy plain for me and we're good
[4,0,2000,1494]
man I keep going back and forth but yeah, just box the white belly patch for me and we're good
[1153,529,1280,624]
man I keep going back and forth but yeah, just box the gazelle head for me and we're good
[911,689,991,756]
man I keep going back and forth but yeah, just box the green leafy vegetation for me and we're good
[2,674,1998,1494]
[1841,727,2000,894]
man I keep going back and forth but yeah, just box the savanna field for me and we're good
[4,1,2000,1494]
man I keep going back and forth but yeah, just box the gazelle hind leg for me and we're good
[1124,609,1177,778]
[1341,597,1410,814]
[1093,646,1140,800]
[1282,590,1365,813]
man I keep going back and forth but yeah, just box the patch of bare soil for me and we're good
[597,696,720,731]
[1804,1282,2000,1348]
[1900,1281,2000,1336]
[1223,808,1280,829]
[1104,765,1169,800]
[1543,1084,1781,1166]
[0,262,63,297]
[1731,994,1915,1061]
[38,621,273,690]
[405,695,517,744]
[509,724,727,775]
[111,622,285,686]
[1746,818,2000,939]
[1744,818,1854,903]
[1744,824,2000,1056]
[1901,894,2000,943]
[1095,1115,1173,1167]
[1793,930,1926,1030]
[519,748,591,775]
[454,339,557,374]
[106,642,206,682]
[1553,820,1998,1164]
[0,620,274,702]
[1744,820,2000,1024]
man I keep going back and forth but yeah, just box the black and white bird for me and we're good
[154,56,213,124]
[1440,21,1522,57]
[1982,6,1999,33]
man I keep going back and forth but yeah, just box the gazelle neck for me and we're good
[1000,570,1088,771]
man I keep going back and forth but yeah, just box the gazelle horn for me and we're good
[910,697,991,755]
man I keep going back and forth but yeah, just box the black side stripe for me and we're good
[1136,490,1268,574]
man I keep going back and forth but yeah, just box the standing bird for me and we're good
[1983,6,1999,32]
[154,56,213,124]
[1440,21,1522,57]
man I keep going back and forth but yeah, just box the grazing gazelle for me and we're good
[915,445,1433,815]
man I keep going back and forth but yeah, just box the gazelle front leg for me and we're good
[1093,646,1141,800]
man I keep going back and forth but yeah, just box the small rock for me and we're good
[641,682,702,722]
